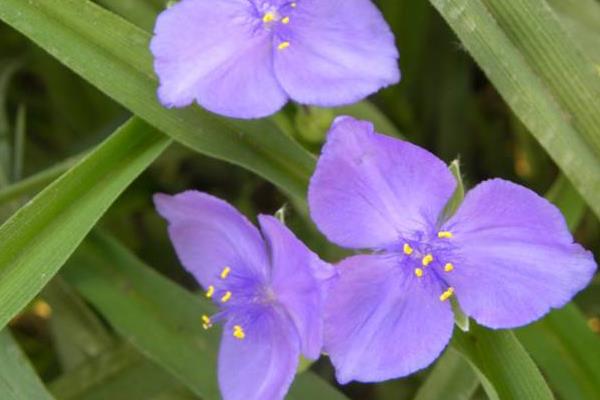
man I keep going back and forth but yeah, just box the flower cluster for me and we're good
[152,1,597,399]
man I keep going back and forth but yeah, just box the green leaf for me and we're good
[453,325,554,400]
[0,329,55,400]
[428,0,600,219]
[0,117,170,331]
[62,231,348,400]
[0,0,315,202]
[413,348,478,400]
[49,342,195,400]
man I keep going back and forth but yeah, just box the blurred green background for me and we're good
[0,0,599,399]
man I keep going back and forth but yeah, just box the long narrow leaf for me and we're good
[0,117,170,330]
[429,0,600,219]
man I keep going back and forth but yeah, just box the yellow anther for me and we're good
[233,325,245,340]
[281,16,290,24]
[220,266,231,279]
[201,315,212,330]
[221,291,232,303]
[440,287,455,302]
[278,41,290,50]
[414,268,424,278]
[422,254,434,266]
[444,263,454,272]
[403,243,414,255]
[262,11,276,23]
[438,231,453,239]
[205,285,215,298]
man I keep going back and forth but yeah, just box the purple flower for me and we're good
[308,117,597,384]
[150,0,400,119]
[154,191,333,400]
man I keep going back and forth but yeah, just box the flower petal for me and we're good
[443,179,597,329]
[274,0,400,106]
[151,0,288,118]
[309,117,456,249]
[154,191,268,288]
[218,307,300,400]
[324,255,454,384]
[258,215,333,359]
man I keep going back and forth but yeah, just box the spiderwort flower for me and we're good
[150,0,400,119]
[154,191,333,400]
[308,117,597,384]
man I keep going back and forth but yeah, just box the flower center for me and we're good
[256,1,297,51]
[201,266,274,340]
[400,230,457,302]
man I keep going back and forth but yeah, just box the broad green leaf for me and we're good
[0,0,315,202]
[0,117,170,331]
[428,0,600,219]
[0,329,55,400]
[453,325,554,400]
[50,343,195,400]
[413,348,478,400]
[62,231,348,400]
[43,278,115,371]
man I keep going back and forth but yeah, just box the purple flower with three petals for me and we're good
[308,116,597,384]
[154,191,333,400]
[150,0,400,119]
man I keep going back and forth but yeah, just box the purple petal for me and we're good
[259,215,332,359]
[443,179,597,329]
[309,117,456,249]
[154,191,268,289]
[324,255,454,384]
[218,307,300,400]
[150,0,288,118]
[274,0,399,106]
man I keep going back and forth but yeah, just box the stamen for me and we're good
[291,2,297,7]
[414,268,424,278]
[233,325,245,340]
[422,254,434,266]
[281,16,290,24]
[221,291,232,303]
[201,314,212,330]
[205,285,215,298]
[278,41,290,50]
[444,263,454,272]
[262,11,276,23]
[438,231,453,239]
[439,287,455,302]
[403,243,414,255]
[220,266,231,279]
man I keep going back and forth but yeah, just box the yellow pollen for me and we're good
[205,285,215,298]
[220,266,231,279]
[422,254,434,266]
[262,11,276,23]
[278,41,290,50]
[438,231,453,239]
[221,291,232,303]
[403,243,413,255]
[233,325,246,339]
[281,16,290,24]
[201,315,212,330]
[440,287,455,302]
[414,268,424,278]
[444,263,454,272]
